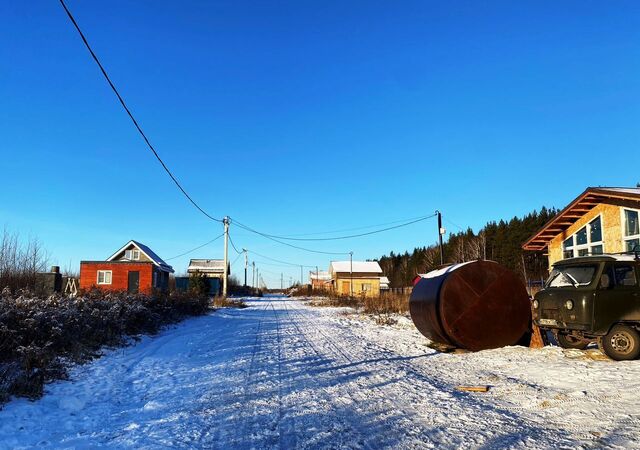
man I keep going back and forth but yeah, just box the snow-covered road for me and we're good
[2,296,640,449]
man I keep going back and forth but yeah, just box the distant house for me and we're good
[309,270,331,290]
[80,240,174,294]
[185,259,228,296]
[187,259,228,279]
[329,261,383,297]
[379,276,390,291]
[523,187,640,266]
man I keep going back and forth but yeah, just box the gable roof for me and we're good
[523,187,640,251]
[107,240,174,273]
[330,261,383,274]
[188,259,227,273]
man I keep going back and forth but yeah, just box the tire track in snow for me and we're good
[294,302,576,449]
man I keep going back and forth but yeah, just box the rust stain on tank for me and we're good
[410,260,531,351]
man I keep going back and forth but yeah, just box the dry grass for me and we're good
[0,289,209,406]
[302,288,411,325]
[212,296,247,308]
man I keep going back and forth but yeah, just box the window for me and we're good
[563,237,574,259]
[125,249,141,260]
[361,283,372,292]
[623,209,640,252]
[562,216,604,258]
[601,264,637,288]
[97,270,112,285]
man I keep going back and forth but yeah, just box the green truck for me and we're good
[533,254,640,360]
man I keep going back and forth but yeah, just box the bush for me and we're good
[0,289,209,406]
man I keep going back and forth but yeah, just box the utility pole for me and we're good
[315,265,319,291]
[256,268,259,290]
[300,265,303,286]
[243,250,248,287]
[349,251,353,297]
[252,261,255,288]
[222,216,229,297]
[281,272,283,290]
[436,210,445,265]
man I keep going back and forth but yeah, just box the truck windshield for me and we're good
[546,265,597,288]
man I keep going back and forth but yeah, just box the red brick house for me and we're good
[80,240,174,294]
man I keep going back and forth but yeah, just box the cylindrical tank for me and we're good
[410,260,531,351]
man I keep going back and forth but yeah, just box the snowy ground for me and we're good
[1,296,640,449]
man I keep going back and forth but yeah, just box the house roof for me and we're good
[188,259,226,273]
[309,270,331,281]
[522,187,640,251]
[107,240,174,273]
[330,261,383,274]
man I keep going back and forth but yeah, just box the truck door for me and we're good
[593,263,640,334]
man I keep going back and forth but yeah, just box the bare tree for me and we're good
[0,227,49,292]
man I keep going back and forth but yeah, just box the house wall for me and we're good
[548,199,640,267]
[80,262,154,294]
[114,244,154,263]
[332,272,381,297]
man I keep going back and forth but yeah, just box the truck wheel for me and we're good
[601,325,640,361]
[556,332,589,350]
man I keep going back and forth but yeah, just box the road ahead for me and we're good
[1,297,639,449]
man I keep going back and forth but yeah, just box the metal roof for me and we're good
[523,187,640,251]
[188,259,227,273]
[553,254,640,265]
[106,240,174,273]
[329,261,383,274]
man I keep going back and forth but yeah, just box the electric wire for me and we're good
[228,233,243,255]
[58,0,222,223]
[251,213,438,239]
[246,249,316,268]
[165,233,224,261]
[232,221,351,255]
[232,214,434,242]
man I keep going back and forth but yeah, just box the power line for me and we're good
[232,214,435,242]
[246,249,315,268]
[266,214,437,238]
[228,233,243,255]
[58,0,222,223]
[165,233,224,261]
[233,221,351,255]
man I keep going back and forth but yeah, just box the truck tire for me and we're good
[556,332,589,350]
[601,325,640,361]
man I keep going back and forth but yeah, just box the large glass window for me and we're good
[562,216,604,259]
[624,209,640,252]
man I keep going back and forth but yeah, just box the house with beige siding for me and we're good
[523,187,640,267]
[329,261,383,297]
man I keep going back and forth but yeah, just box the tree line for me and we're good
[377,207,558,288]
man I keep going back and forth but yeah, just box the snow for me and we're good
[2,296,640,449]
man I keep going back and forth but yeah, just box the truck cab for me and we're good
[533,254,640,360]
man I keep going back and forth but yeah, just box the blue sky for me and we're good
[1,1,639,287]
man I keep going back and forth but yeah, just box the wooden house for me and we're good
[523,187,640,266]
[329,261,383,297]
[80,240,174,294]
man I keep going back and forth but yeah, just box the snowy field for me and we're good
[1,296,640,449]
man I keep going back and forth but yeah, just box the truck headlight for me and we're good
[532,300,539,309]
[565,300,574,310]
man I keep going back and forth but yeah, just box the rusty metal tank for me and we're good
[410,260,531,351]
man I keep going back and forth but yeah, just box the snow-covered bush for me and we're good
[0,290,209,405]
